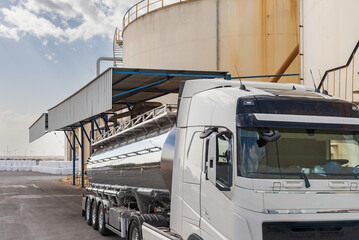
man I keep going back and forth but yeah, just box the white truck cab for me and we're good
[84,79,359,240]
[168,79,359,240]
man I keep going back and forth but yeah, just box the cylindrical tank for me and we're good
[87,127,176,190]
[123,0,300,83]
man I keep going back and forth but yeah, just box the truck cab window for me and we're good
[216,132,232,187]
[238,128,359,180]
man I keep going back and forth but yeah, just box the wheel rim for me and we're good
[92,203,97,225]
[131,227,139,240]
[86,200,91,220]
[98,206,103,230]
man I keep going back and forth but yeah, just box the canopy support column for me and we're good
[64,131,73,149]
[72,131,76,185]
[80,124,85,188]
[91,121,95,154]
[92,116,102,135]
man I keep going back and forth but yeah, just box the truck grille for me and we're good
[263,221,359,239]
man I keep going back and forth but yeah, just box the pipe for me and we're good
[96,57,123,76]
[270,44,299,83]
[299,0,304,82]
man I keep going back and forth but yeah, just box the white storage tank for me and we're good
[123,0,300,83]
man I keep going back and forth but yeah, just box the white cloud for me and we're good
[1,6,63,39]
[45,53,53,60]
[0,0,139,42]
[45,52,57,63]
[0,24,19,41]
[42,39,48,45]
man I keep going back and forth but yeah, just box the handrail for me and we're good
[318,40,359,91]
[231,73,299,80]
[123,0,187,30]
[113,27,123,67]
[92,104,177,145]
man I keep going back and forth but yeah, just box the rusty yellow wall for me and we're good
[123,0,299,83]
[219,0,299,82]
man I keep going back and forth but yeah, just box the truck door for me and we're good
[200,130,234,240]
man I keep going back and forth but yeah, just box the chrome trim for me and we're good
[255,190,359,194]
[262,208,359,214]
[254,113,359,125]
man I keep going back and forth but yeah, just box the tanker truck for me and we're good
[82,79,359,240]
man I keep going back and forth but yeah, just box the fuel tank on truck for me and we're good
[87,105,177,191]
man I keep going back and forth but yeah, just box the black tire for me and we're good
[98,202,111,236]
[85,198,92,225]
[91,200,99,230]
[188,234,203,240]
[128,218,142,240]
[82,197,86,217]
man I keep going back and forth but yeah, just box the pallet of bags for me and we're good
[10,161,18,171]
[61,168,73,175]
[0,160,5,171]
[5,160,12,171]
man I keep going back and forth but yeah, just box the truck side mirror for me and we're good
[200,127,218,139]
[207,135,217,184]
[257,129,281,147]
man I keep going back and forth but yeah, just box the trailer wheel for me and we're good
[129,218,142,240]
[91,200,99,230]
[98,202,111,235]
[85,198,92,225]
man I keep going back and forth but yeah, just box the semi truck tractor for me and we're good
[82,79,359,240]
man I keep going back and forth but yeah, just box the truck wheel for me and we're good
[98,202,111,235]
[85,198,92,225]
[188,234,203,240]
[82,197,86,217]
[129,219,142,240]
[92,200,99,230]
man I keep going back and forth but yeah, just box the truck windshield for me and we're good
[238,128,359,180]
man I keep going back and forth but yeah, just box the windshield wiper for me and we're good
[249,171,311,188]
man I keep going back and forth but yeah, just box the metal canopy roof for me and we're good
[29,113,48,143]
[110,68,229,110]
[35,67,228,136]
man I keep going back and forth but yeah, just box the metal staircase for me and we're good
[113,27,123,67]
[318,41,359,104]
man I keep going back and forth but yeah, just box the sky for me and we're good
[0,0,138,156]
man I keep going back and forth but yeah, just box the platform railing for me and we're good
[318,41,359,103]
[123,0,187,30]
[92,104,177,145]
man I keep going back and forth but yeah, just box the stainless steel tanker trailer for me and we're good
[82,79,359,240]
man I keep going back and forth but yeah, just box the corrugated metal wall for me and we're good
[48,69,113,131]
[29,113,47,143]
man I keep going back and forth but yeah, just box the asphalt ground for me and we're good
[0,171,119,240]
